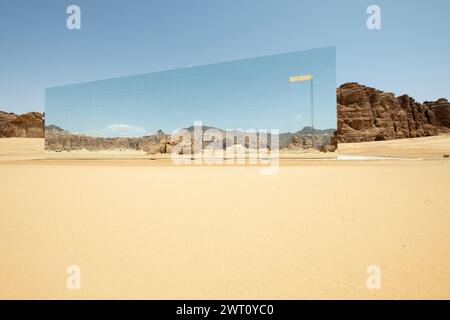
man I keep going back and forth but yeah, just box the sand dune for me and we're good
[0,137,449,299]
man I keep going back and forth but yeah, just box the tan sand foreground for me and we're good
[0,137,449,299]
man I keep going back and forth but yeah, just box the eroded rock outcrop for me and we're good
[44,125,337,154]
[424,98,450,131]
[3,83,449,147]
[337,83,447,142]
[0,111,44,138]
[45,128,167,154]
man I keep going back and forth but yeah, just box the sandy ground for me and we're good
[0,138,44,160]
[339,134,450,159]
[0,137,449,299]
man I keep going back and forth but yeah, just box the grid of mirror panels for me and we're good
[45,46,336,144]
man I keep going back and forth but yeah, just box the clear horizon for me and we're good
[45,47,336,137]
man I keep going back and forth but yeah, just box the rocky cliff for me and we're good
[45,126,167,154]
[2,82,449,146]
[0,111,44,138]
[337,83,450,142]
[425,98,450,129]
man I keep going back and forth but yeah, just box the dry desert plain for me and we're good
[0,136,449,299]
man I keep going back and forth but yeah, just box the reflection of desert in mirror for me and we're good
[1,0,450,300]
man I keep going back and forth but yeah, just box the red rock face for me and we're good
[0,111,44,138]
[337,83,445,143]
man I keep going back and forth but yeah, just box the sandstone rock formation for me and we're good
[337,83,449,143]
[44,125,336,154]
[3,82,449,149]
[424,98,450,131]
[0,111,44,138]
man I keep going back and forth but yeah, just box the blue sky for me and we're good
[1,0,450,115]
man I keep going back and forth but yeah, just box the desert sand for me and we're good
[0,138,44,160]
[0,137,449,299]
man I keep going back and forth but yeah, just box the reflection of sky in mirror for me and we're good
[46,47,335,137]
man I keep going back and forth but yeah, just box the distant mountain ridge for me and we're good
[43,124,336,153]
[1,82,449,145]
[45,124,66,133]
